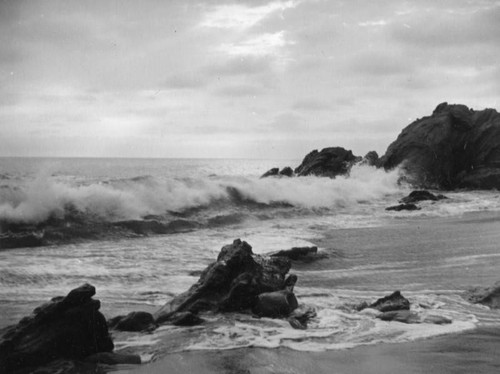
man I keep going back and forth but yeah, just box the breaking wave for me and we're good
[0,165,403,225]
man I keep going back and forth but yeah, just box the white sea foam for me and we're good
[0,165,403,224]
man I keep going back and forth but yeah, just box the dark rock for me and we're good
[154,239,294,324]
[287,304,317,329]
[378,102,500,190]
[294,147,360,177]
[169,311,205,326]
[400,190,447,204]
[362,151,379,166]
[261,168,280,178]
[108,311,156,332]
[270,246,324,262]
[368,291,410,312]
[464,281,500,309]
[0,284,113,373]
[252,290,298,318]
[377,310,420,323]
[279,167,294,177]
[85,352,141,365]
[385,203,421,211]
[422,315,452,325]
[261,167,294,178]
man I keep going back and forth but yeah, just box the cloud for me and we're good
[163,74,207,89]
[292,99,331,111]
[218,31,290,57]
[390,4,500,47]
[201,1,296,31]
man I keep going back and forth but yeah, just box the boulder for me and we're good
[0,284,114,373]
[294,147,361,177]
[367,291,410,312]
[385,203,421,211]
[279,167,294,177]
[108,311,156,332]
[378,103,500,189]
[464,281,500,309]
[399,190,447,204]
[154,239,296,324]
[362,151,379,166]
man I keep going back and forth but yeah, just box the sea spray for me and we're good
[0,165,404,225]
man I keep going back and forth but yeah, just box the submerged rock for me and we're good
[270,246,320,261]
[294,147,360,177]
[378,102,500,189]
[377,310,452,325]
[154,239,296,324]
[385,203,421,211]
[464,281,500,309]
[400,190,447,204]
[0,284,114,373]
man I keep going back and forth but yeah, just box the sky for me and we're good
[1,0,499,159]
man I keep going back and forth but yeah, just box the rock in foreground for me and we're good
[378,102,500,189]
[0,284,114,373]
[154,239,298,324]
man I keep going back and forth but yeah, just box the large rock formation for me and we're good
[0,284,114,373]
[154,239,298,324]
[294,147,360,177]
[378,102,500,189]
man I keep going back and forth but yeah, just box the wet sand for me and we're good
[127,327,500,374]
[123,211,500,374]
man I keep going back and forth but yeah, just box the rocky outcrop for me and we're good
[358,291,411,312]
[261,168,280,178]
[378,103,500,189]
[399,190,447,204]
[362,151,379,166]
[294,147,361,177]
[154,239,298,324]
[464,281,500,309]
[261,167,294,178]
[0,284,115,373]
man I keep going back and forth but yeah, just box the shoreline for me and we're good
[129,326,500,374]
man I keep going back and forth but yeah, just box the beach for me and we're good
[119,210,500,374]
[1,158,500,373]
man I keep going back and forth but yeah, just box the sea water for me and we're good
[1,157,500,363]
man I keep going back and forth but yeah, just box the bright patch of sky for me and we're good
[1,0,499,158]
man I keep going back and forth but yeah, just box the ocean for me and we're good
[1,157,500,372]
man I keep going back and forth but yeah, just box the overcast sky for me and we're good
[1,0,499,158]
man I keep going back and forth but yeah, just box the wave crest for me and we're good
[0,165,403,225]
